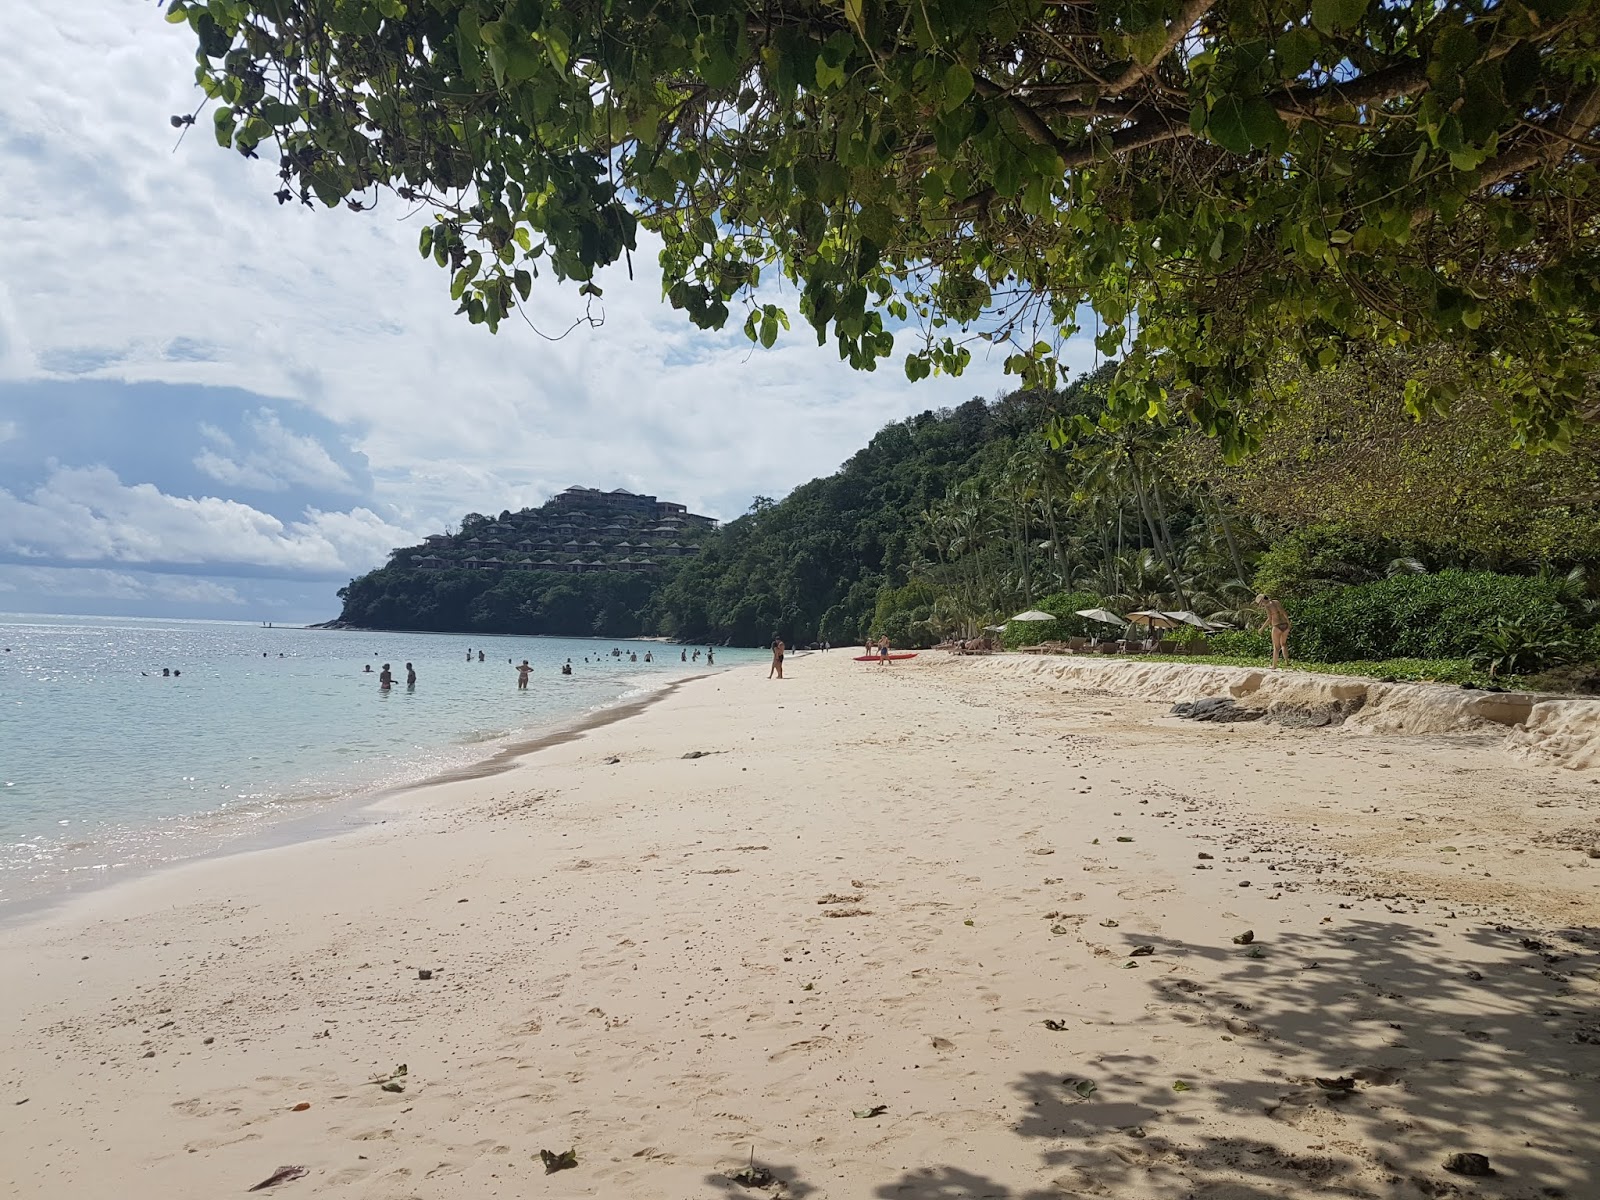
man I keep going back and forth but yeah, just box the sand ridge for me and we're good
[1,652,1596,1198]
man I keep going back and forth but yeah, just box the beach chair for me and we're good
[1188,639,1211,655]
[1067,637,1086,653]
[1099,642,1120,655]
[1156,639,1179,655]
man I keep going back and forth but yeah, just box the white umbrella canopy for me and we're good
[983,624,1007,632]
[1125,610,1180,629]
[1075,608,1126,626]
[1162,610,1211,629]
[1009,610,1057,622]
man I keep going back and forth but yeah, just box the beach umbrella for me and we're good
[983,624,1007,632]
[1125,610,1180,629]
[1009,610,1057,622]
[1075,608,1126,626]
[1162,610,1212,630]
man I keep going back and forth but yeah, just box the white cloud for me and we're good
[0,465,413,576]
[194,407,355,493]
[0,418,18,444]
[0,6,1096,539]
[0,564,244,605]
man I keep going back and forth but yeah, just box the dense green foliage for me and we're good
[654,391,1051,643]
[1287,570,1575,662]
[1179,350,1600,563]
[336,565,664,635]
[168,0,1600,448]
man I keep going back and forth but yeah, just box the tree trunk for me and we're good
[1131,469,1190,610]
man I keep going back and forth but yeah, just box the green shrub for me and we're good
[1002,591,1105,648]
[1210,629,1271,657]
[1288,570,1577,662]
[1473,612,1578,678]
[871,579,945,648]
[1251,524,1399,600]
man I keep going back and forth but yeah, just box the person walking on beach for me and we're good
[769,636,785,679]
[1256,594,1292,668]
[405,662,416,688]
[379,663,393,691]
[878,635,892,663]
[516,659,532,689]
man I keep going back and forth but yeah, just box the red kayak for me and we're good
[853,653,918,661]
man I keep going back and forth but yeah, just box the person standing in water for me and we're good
[706,648,714,665]
[1256,595,1292,668]
[466,648,472,661]
[479,650,486,662]
[405,662,417,688]
[516,659,532,689]
[681,648,687,662]
[379,663,393,691]
[769,636,785,679]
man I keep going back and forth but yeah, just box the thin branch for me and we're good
[1104,0,1216,98]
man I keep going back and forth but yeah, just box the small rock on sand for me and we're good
[1442,1152,1493,1177]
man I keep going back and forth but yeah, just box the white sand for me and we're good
[2,652,1597,1199]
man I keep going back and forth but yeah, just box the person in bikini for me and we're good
[1256,594,1292,668]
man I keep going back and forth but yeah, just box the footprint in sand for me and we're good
[768,1036,834,1063]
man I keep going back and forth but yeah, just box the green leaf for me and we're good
[1172,1080,1193,1092]
[760,313,778,348]
[844,0,866,37]
[853,1104,888,1118]
[1275,26,1319,77]
[943,63,974,113]
[1072,1079,1097,1099]
[1205,97,1251,155]
[1241,98,1287,151]
[1311,0,1366,34]
[211,105,234,148]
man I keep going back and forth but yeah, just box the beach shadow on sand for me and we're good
[882,917,1598,1198]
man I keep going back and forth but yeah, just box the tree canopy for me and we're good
[167,0,1600,448]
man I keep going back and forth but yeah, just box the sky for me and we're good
[0,6,1094,623]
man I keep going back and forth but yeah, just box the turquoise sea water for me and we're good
[0,614,758,906]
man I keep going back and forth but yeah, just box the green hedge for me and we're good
[1287,570,1577,662]
[1210,629,1271,657]
[1002,591,1106,648]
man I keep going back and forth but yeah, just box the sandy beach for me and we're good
[2,652,1597,1199]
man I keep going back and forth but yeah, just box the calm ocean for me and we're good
[0,614,758,907]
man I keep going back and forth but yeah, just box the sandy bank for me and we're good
[1,652,1596,1199]
[971,653,1600,769]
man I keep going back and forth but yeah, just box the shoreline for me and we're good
[3,653,1595,1199]
[0,667,716,926]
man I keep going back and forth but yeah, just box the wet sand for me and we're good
[1,652,1595,1199]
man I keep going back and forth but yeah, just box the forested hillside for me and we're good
[337,352,1600,685]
